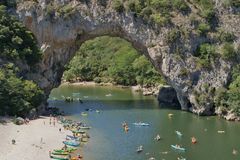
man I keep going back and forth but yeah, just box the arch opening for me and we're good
[48,35,181,109]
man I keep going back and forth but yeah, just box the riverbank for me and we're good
[0,116,71,160]
[61,81,163,96]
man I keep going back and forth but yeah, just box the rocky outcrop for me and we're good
[13,0,240,115]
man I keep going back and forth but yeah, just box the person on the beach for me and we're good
[49,118,51,125]
[49,151,51,157]
[77,154,82,159]
[59,128,61,132]
[12,139,16,145]
[63,144,67,150]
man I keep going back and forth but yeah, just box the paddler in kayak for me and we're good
[191,137,197,144]
[122,121,127,128]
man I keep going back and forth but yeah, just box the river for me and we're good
[48,84,240,160]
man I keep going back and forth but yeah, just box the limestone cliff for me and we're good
[12,0,240,116]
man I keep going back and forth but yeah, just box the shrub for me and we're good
[150,13,170,26]
[196,58,211,69]
[167,28,181,43]
[221,42,236,60]
[179,68,188,77]
[232,0,240,7]
[197,23,210,35]
[150,0,171,11]
[139,7,152,20]
[172,0,190,13]
[93,77,102,83]
[0,5,42,66]
[195,43,216,59]
[219,31,236,43]
[112,0,124,12]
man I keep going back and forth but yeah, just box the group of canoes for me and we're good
[134,128,198,160]
[49,117,91,160]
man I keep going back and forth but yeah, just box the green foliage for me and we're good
[214,66,240,115]
[150,13,170,26]
[195,43,216,68]
[63,36,165,86]
[221,42,236,60]
[112,0,124,12]
[150,0,171,11]
[216,30,236,43]
[179,68,188,77]
[0,0,16,8]
[126,0,143,14]
[193,0,215,22]
[172,0,189,13]
[197,23,211,36]
[0,5,42,65]
[0,5,44,117]
[57,4,75,18]
[0,65,44,116]
[167,28,181,43]
[231,64,240,81]
[223,0,240,8]
[196,43,216,58]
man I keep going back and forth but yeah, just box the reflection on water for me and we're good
[49,85,240,160]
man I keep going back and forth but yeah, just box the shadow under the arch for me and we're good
[47,98,182,116]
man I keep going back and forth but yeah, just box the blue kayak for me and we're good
[171,145,186,152]
[66,135,80,141]
[63,140,80,147]
[133,122,150,126]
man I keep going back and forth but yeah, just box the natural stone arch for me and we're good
[15,0,240,115]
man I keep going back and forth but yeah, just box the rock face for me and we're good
[158,86,180,108]
[14,0,240,115]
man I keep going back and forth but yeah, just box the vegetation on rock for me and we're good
[0,5,44,117]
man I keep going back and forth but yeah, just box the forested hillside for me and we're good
[63,36,166,86]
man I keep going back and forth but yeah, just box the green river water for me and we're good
[49,84,240,160]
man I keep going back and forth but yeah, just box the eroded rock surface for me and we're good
[14,0,240,115]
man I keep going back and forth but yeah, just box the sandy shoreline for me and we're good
[0,116,71,160]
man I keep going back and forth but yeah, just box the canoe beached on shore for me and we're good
[63,140,80,147]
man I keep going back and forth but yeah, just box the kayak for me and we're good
[171,145,186,152]
[71,130,85,134]
[168,113,174,118]
[191,137,197,144]
[52,151,69,156]
[177,157,187,160]
[133,122,150,126]
[81,112,88,116]
[136,145,143,153]
[175,130,183,136]
[66,135,80,141]
[50,155,69,160]
[79,126,91,129]
[63,140,80,147]
[54,148,76,153]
